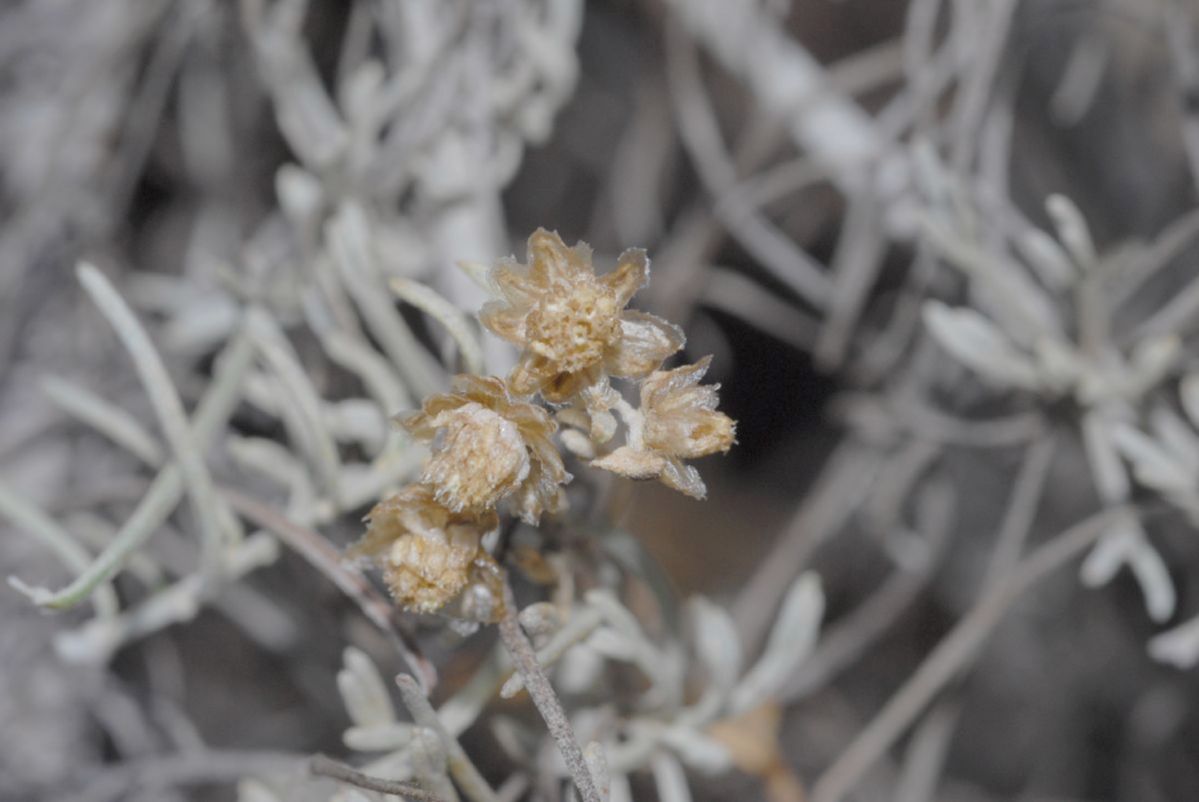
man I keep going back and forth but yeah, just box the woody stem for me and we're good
[496,576,604,802]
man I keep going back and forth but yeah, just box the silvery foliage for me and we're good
[240,574,824,802]
[913,142,1197,641]
[6,0,581,664]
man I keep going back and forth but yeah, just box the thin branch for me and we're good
[809,505,1125,802]
[309,754,446,802]
[396,674,500,802]
[497,578,603,802]
[219,486,437,691]
[60,750,302,802]
[78,263,230,570]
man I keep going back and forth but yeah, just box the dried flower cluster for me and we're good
[354,230,736,615]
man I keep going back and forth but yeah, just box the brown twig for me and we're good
[218,486,437,691]
[810,505,1124,802]
[309,754,446,802]
[61,750,303,802]
[497,577,603,802]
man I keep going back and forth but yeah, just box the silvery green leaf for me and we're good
[1180,373,1199,431]
[652,752,694,802]
[518,601,562,641]
[340,60,384,127]
[559,642,605,695]
[688,597,742,696]
[1149,406,1199,475]
[584,741,610,800]
[1046,194,1097,269]
[972,264,1065,346]
[1127,537,1177,622]
[237,779,282,802]
[1081,515,1176,621]
[337,647,395,728]
[922,302,1040,390]
[275,164,323,225]
[343,721,415,753]
[390,276,485,376]
[730,573,823,714]
[1111,423,1194,495]
[659,725,733,774]
[1082,409,1130,503]
[1032,336,1079,395]
[1125,335,1181,397]
[1015,226,1076,291]
[610,771,634,802]
[332,791,373,802]
[1148,613,1199,668]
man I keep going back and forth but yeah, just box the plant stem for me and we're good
[497,577,603,802]
[309,754,446,802]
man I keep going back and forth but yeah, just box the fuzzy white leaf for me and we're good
[1125,335,1181,397]
[1081,516,1175,622]
[730,572,823,714]
[338,647,395,728]
[343,721,415,753]
[389,277,484,376]
[659,725,733,774]
[275,164,323,225]
[1015,226,1076,290]
[688,597,742,696]
[1148,613,1199,669]
[652,752,694,802]
[1149,406,1199,476]
[922,302,1040,390]
[1082,410,1130,503]
[1111,423,1194,495]
[237,779,282,802]
[1046,194,1097,269]
[1032,336,1080,395]
[1181,373,1199,431]
[584,741,611,801]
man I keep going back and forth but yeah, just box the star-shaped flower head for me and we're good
[481,229,685,418]
[591,356,736,499]
[351,485,499,615]
[401,374,569,523]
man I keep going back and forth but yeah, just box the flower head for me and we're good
[480,229,685,408]
[402,374,569,523]
[352,485,499,614]
[591,356,736,499]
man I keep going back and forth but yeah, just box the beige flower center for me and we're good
[423,402,530,512]
[386,534,477,613]
[525,281,620,373]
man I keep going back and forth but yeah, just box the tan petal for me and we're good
[479,300,527,344]
[642,355,711,403]
[399,393,463,438]
[606,311,685,378]
[511,459,569,524]
[590,446,668,480]
[541,364,603,405]
[489,259,540,305]
[508,351,552,396]
[453,373,509,405]
[669,410,737,459]
[659,457,707,499]
[601,248,649,307]
[527,228,579,284]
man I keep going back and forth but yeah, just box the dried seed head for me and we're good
[421,401,531,512]
[481,229,684,406]
[403,374,570,523]
[591,356,736,499]
[386,532,479,614]
[352,485,499,614]
[641,357,737,460]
